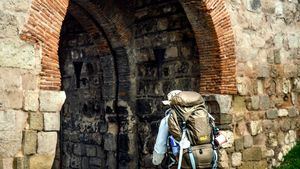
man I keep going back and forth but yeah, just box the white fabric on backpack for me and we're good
[152,111,171,165]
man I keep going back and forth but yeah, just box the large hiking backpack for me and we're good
[167,91,217,169]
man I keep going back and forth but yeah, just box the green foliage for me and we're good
[277,142,300,169]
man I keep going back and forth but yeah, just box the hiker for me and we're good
[153,90,226,169]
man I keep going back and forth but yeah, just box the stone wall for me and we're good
[133,0,200,167]
[0,0,66,169]
[0,0,299,169]
[216,0,300,168]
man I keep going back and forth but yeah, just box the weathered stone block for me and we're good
[232,152,242,167]
[235,137,244,151]
[0,110,15,130]
[0,131,22,157]
[288,130,297,143]
[288,107,299,117]
[22,73,38,90]
[15,111,28,131]
[86,145,96,157]
[104,133,117,151]
[23,130,37,155]
[220,130,234,148]
[218,149,229,168]
[0,90,23,109]
[165,47,178,58]
[237,76,251,95]
[23,90,39,111]
[251,95,259,110]
[239,160,267,169]
[44,112,60,131]
[89,157,102,167]
[37,132,57,155]
[106,151,116,169]
[39,90,66,112]
[243,147,262,161]
[257,65,269,78]
[29,113,43,130]
[259,95,269,110]
[0,158,13,169]
[214,95,232,114]
[266,109,278,119]
[219,114,232,124]
[278,109,288,117]
[280,119,291,132]
[287,34,299,49]
[262,120,274,131]
[0,39,36,69]
[29,154,55,169]
[73,143,85,156]
[274,49,281,64]
[244,135,253,148]
[248,120,262,136]
[13,157,25,169]
[0,68,21,90]
[245,0,261,12]
[157,18,168,30]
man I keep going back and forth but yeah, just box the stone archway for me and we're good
[19,0,236,168]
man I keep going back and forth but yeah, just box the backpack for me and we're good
[166,91,218,169]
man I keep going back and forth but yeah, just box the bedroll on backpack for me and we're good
[167,91,214,168]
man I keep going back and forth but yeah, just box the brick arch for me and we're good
[179,0,237,94]
[20,0,134,96]
[20,0,69,90]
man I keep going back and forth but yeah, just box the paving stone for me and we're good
[39,90,66,112]
[44,112,60,131]
[23,130,37,155]
[37,132,57,155]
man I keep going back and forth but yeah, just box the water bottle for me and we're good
[169,136,179,156]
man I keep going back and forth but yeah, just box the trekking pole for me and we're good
[177,130,185,169]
